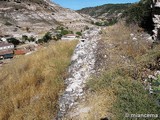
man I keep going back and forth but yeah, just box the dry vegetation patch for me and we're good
[82,22,160,120]
[0,41,77,120]
[103,22,151,63]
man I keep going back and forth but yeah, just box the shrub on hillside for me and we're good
[7,38,20,46]
[55,34,62,40]
[28,36,35,42]
[37,32,52,43]
[60,29,73,36]
[61,30,69,35]
[22,35,35,42]
[76,32,82,36]
[123,0,154,32]
[22,35,28,42]
[42,32,52,42]
[87,70,160,119]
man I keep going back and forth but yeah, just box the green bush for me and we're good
[42,32,52,42]
[22,35,35,42]
[87,69,160,120]
[114,78,160,120]
[123,0,154,32]
[61,30,69,35]
[22,35,28,42]
[28,36,35,42]
[95,22,102,26]
[7,38,20,46]
[55,26,75,40]
[151,75,160,99]
[37,32,53,43]
[76,32,82,36]
[55,34,62,40]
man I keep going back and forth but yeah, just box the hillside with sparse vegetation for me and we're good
[77,4,131,26]
[78,4,131,18]
[78,0,154,30]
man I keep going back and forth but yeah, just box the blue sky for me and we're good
[52,0,139,10]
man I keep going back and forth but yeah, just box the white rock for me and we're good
[154,71,160,76]
[133,37,137,41]
[148,75,157,80]
[130,33,134,37]
[57,28,101,119]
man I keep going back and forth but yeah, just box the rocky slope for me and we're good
[152,0,160,41]
[0,0,94,38]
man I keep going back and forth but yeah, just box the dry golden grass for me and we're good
[100,22,153,75]
[0,41,77,120]
[78,90,116,120]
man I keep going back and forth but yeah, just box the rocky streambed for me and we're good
[56,28,101,120]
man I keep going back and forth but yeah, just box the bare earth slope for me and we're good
[0,0,93,37]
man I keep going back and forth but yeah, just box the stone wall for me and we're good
[152,0,160,40]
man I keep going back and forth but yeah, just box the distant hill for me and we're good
[77,4,131,20]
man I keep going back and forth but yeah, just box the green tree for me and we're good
[61,30,69,35]
[7,38,20,46]
[37,32,53,43]
[95,22,102,26]
[43,32,52,42]
[76,32,82,36]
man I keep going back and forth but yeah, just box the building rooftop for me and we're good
[14,49,27,55]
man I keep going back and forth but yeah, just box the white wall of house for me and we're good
[0,45,14,51]
[61,35,77,40]
[66,36,76,38]
[61,37,78,40]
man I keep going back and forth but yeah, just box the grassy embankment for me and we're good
[83,22,160,120]
[0,41,77,120]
